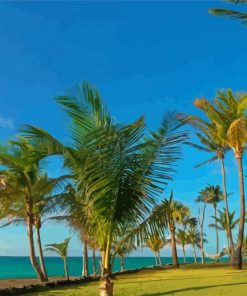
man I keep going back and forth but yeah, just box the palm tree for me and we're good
[177,229,188,263]
[187,223,201,263]
[112,240,136,271]
[23,81,188,296]
[189,106,234,260]
[196,185,222,261]
[44,237,71,280]
[209,209,239,258]
[0,170,69,281]
[145,234,166,266]
[163,195,190,268]
[195,90,247,269]
[209,0,247,25]
[0,139,51,282]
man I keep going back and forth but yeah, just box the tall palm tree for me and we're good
[189,109,234,260]
[187,223,201,263]
[0,171,69,281]
[209,209,239,258]
[209,0,247,25]
[0,139,52,282]
[164,195,190,268]
[23,81,188,296]
[177,229,189,263]
[145,234,166,266]
[195,90,247,269]
[242,235,247,261]
[196,185,222,261]
[44,237,71,280]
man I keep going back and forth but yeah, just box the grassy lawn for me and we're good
[29,266,247,296]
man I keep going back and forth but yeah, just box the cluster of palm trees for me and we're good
[1,82,247,296]
[0,81,189,296]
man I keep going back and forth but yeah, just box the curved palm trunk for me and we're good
[36,226,48,281]
[82,237,89,277]
[220,158,234,260]
[214,205,219,262]
[27,212,46,282]
[154,252,158,265]
[192,244,197,263]
[99,235,114,296]
[157,251,162,265]
[63,257,69,280]
[232,157,245,270]
[120,255,125,271]
[182,245,187,263]
[92,248,97,277]
[170,223,179,268]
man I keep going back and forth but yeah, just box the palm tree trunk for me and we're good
[182,245,187,263]
[27,212,46,282]
[170,224,179,268]
[99,235,114,296]
[82,237,89,277]
[220,158,234,260]
[154,252,158,265]
[192,244,197,263]
[120,255,125,271]
[157,252,162,265]
[92,248,97,277]
[36,226,48,281]
[214,205,219,262]
[227,233,231,262]
[232,156,245,270]
[63,257,69,280]
[199,205,206,264]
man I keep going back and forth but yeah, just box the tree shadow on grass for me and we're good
[143,281,247,296]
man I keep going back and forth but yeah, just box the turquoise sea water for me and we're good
[0,256,229,279]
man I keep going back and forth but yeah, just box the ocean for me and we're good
[0,256,229,279]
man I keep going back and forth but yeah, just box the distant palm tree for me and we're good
[187,223,202,263]
[112,240,136,271]
[197,185,223,261]
[209,209,239,258]
[177,229,189,263]
[44,238,71,280]
[145,234,166,266]
[209,0,247,25]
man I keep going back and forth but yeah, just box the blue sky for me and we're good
[0,1,247,257]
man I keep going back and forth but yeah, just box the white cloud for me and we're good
[0,114,14,129]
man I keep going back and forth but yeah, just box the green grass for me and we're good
[30,266,247,296]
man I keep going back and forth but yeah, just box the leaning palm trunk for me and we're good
[82,237,89,277]
[214,205,219,263]
[63,256,69,280]
[232,157,245,270]
[192,244,197,263]
[120,255,125,271]
[182,245,187,263]
[220,158,234,260]
[157,252,162,265]
[170,224,179,268]
[27,210,46,282]
[36,225,48,281]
